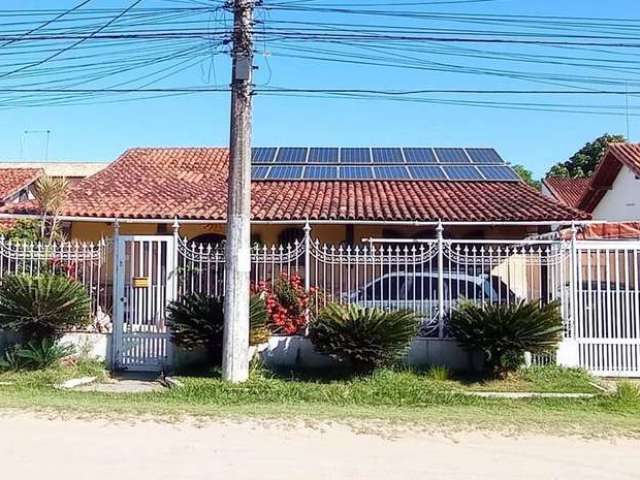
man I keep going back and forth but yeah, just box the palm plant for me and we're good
[308,303,419,372]
[0,274,91,342]
[448,300,564,377]
[13,338,75,369]
[33,175,69,243]
[166,294,270,365]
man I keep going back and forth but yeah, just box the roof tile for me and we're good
[3,148,589,222]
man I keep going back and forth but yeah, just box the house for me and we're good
[542,143,640,239]
[0,162,107,187]
[0,147,588,243]
[0,167,46,206]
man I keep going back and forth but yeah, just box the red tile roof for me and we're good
[3,148,589,222]
[0,168,42,203]
[542,176,591,209]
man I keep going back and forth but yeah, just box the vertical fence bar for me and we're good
[436,221,445,339]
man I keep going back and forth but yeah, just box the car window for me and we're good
[448,280,485,300]
[407,276,438,300]
[363,276,405,300]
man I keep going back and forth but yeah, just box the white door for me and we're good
[113,235,176,371]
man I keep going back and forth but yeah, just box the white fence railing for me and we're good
[176,233,574,340]
[0,237,112,324]
[1,231,639,376]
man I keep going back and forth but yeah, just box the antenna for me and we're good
[21,129,51,161]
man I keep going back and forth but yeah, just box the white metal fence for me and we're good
[0,230,639,376]
[0,237,112,324]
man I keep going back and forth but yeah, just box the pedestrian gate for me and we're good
[112,235,176,371]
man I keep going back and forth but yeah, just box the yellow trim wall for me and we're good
[68,221,539,243]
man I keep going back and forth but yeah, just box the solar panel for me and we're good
[276,147,308,163]
[408,165,447,180]
[374,166,410,179]
[466,148,503,164]
[304,166,338,179]
[477,165,520,181]
[443,165,483,180]
[252,166,270,179]
[267,165,304,180]
[372,148,404,163]
[403,148,437,163]
[435,148,470,163]
[308,147,339,163]
[339,166,374,179]
[341,148,371,163]
[252,147,277,163]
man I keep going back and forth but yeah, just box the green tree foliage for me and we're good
[448,300,564,377]
[0,274,91,342]
[309,303,419,372]
[512,164,541,190]
[546,133,626,178]
[0,219,41,242]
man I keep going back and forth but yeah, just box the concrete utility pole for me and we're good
[223,0,254,383]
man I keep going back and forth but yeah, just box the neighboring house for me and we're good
[1,147,587,242]
[543,143,640,239]
[0,167,43,205]
[0,162,107,187]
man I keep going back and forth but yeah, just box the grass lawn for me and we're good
[1,362,640,436]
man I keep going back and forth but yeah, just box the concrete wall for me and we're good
[592,166,640,221]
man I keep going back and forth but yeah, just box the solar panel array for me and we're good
[250,147,521,182]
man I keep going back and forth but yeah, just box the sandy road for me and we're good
[0,413,638,480]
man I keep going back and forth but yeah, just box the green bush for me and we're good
[166,294,269,366]
[0,274,91,342]
[7,339,75,370]
[308,303,419,372]
[448,300,564,377]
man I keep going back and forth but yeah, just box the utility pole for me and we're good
[222,0,254,383]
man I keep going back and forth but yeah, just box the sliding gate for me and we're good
[112,235,176,371]
[575,241,640,376]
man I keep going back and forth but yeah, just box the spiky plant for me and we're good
[167,294,271,365]
[0,274,91,342]
[33,175,69,243]
[308,303,419,372]
[12,338,75,370]
[448,300,564,377]
[166,294,224,363]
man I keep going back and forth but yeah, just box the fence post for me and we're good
[171,218,180,300]
[436,221,445,338]
[303,222,311,292]
[570,222,578,339]
[110,220,121,369]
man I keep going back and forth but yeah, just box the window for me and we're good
[363,276,405,300]
[448,281,486,301]
[278,227,304,245]
[191,233,226,244]
[407,276,438,301]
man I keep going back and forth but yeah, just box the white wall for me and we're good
[592,166,640,221]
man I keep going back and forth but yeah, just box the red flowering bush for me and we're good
[45,257,77,278]
[253,273,313,335]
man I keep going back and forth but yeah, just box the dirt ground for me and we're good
[1,413,639,480]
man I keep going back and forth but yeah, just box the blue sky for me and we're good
[1,0,640,178]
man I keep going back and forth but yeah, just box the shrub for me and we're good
[448,300,564,378]
[166,294,270,365]
[0,274,91,342]
[426,365,450,381]
[308,303,419,372]
[254,274,312,335]
[0,339,75,370]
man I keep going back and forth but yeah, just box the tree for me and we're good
[513,164,541,190]
[33,176,69,243]
[546,133,626,178]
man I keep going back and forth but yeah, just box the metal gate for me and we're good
[112,235,176,371]
[575,241,640,376]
